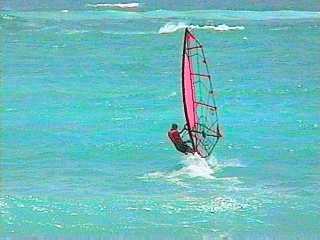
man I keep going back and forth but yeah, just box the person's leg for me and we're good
[175,144,186,154]
[183,144,194,154]
[186,146,194,154]
[176,143,194,155]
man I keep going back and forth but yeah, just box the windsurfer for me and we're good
[168,123,194,155]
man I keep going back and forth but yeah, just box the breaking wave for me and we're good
[159,22,245,34]
[5,10,320,21]
[64,29,90,35]
[0,14,16,20]
[86,2,140,10]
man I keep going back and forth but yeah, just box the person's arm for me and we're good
[179,124,187,134]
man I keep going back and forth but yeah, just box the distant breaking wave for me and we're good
[4,10,320,21]
[0,14,16,20]
[86,2,139,10]
[159,22,245,34]
[64,29,90,35]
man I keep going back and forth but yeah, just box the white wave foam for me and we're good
[209,24,245,31]
[86,2,139,9]
[210,196,246,213]
[175,153,217,179]
[141,154,218,182]
[270,26,289,31]
[65,30,89,35]
[158,22,188,34]
[213,158,246,168]
[159,91,177,100]
[61,10,69,13]
[1,14,16,20]
[161,195,247,214]
[7,10,320,22]
[140,154,246,186]
[159,22,245,34]
[111,117,132,121]
[140,171,188,187]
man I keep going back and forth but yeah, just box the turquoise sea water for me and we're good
[1,9,320,239]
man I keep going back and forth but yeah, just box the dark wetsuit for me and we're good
[168,129,193,154]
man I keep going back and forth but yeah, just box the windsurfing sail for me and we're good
[181,28,222,158]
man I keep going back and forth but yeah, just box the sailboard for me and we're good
[181,28,222,158]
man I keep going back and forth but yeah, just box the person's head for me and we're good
[171,123,178,130]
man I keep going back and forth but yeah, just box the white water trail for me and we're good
[140,152,245,185]
[140,153,220,184]
[172,153,218,179]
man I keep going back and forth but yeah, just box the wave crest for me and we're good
[64,29,89,35]
[0,14,16,20]
[7,10,320,22]
[159,22,245,34]
[86,2,139,10]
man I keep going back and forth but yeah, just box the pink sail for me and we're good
[181,28,221,157]
[182,30,198,150]
[183,45,197,130]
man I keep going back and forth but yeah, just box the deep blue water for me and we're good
[1,8,320,239]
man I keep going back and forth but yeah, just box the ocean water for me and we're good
[1,8,320,239]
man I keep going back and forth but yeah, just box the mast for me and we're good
[181,28,196,152]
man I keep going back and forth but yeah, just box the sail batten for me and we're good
[181,28,221,158]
